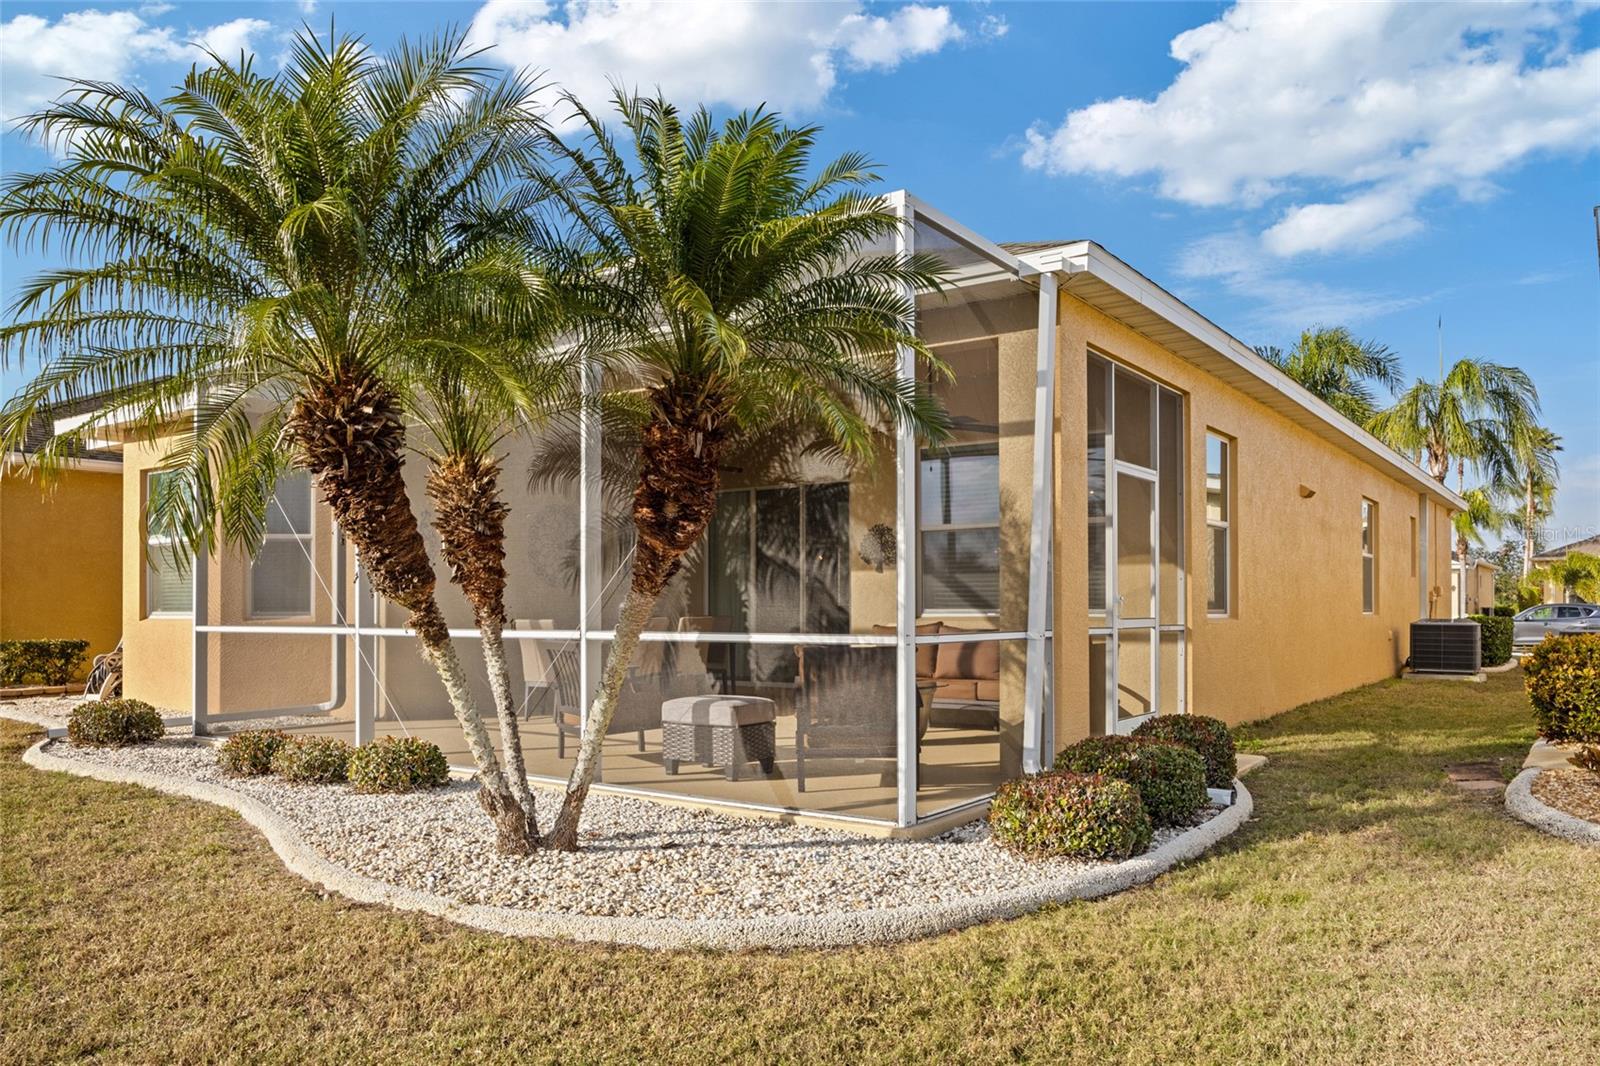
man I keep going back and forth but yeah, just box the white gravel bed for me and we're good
[205,714,340,735]
[0,695,88,729]
[25,736,1252,948]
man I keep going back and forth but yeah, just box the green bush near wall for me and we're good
[1470,615,1513,666]
[0,640,90,686]
[1525,634,1600,744]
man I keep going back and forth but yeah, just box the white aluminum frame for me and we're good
[1087,352,1187,736]
[1361,497,1378,614]
[184,189,1061,831]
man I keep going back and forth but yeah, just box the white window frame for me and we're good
[144,471,192,618]
[247,473,316,620]
[1361,498,1378,614]
[1205,432,1232,617]
[917,443,1001,616]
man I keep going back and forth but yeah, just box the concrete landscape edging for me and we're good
[21,738,1253,950]
[1504,767,1600,848]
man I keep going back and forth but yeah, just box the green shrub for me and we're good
[347,736,450,794]
[1132,714,1238,789]
[1469,614,1512,666]
[271,736,352,784]
[1525,634,1600,744]
[1487,605,1516,618]
[216,729,290,776]
[66,698,164,747]
[1055,735,1208,827]
[988,771,1152,860]
[1,639,91,686]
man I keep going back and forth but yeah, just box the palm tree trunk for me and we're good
[426,452,539,843]
[544,401,725,851]
[543,584,661,851]
[1523,475,1535,579]
[290,371,533,854]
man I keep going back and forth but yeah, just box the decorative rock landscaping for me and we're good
[23,734,1253,949]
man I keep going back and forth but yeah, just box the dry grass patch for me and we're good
[4,672,1599,1064]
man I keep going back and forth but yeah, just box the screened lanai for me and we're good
[187,193,1059,830]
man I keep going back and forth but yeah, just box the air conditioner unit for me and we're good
[1410,619,1481,675]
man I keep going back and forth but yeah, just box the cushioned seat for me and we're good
[661,695,777,780]
[661,695,776,728]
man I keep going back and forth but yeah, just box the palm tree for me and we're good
[1255,326,1401,423]
[526,92,951,850]
[0,28,552,853]
[1505,425,1561,578]
[1452,486,1510,572]
[1366,357,1539,487]
[409,340,584,841]
[1531,551,1600,603]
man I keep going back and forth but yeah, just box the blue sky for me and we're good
[2,0,1597,540]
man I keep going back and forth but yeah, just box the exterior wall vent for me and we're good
[1409,619,1481,675]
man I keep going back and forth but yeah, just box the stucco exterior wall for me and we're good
[1,462,123,672]
[1051,291,1454,741]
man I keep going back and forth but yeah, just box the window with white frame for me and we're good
[919,446,1000,613]
[249,471,314,618]
[145,471,193,616]
[1361,498,1378,613]
[1205,433,1231,615]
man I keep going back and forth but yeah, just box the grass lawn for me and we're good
[3,670,1597,1064]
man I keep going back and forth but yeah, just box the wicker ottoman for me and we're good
[660,695,777,781]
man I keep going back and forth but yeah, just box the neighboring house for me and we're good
[1,401,124,677]
[1531,534,1600,603]
[54,193,1463,832]
[1451,559,1497,617]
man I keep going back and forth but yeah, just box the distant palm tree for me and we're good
[1255,326,1401,423]
[1504,426,1561,578]
[0,28,552,853]
[526,91,951,850]
[1531,550,1600,603]
[1366,357,1539,487]
[1452,486,1511,572]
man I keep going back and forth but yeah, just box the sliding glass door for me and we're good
[1088,353,1186,735]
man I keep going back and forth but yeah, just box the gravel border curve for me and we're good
[1505,768,1600,848]
[22,738,1252,950]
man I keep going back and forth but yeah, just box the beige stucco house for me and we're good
[72,193,1463,832]
[1532,534,1600,603]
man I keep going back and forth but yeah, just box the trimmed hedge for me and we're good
[66,698,163,747]
[1054,735,1208,828]
[1,639,90,686]
[1469,614,1513,666]
[1525,634,1600,744]
[1486,605,1516,618]
[347,736,450,794]
[988,771,1152,860]
[271,736,352,784]
[1132,714,1237,789]
[216,729,290,777]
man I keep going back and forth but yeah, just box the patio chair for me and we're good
[794,645,906,793]
[512,618,559,720]
[83,639,123,699]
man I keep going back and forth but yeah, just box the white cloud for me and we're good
[1022,1,1600,257]
[1175,232,1427,333]
[298,1,319,13]
[1,9,278,126]
[466,1,965,118]
[836,4,960,71]
[193,17,272,63]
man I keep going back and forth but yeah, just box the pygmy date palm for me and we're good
[527,92,951,850]
[0,29,552,852]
